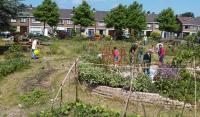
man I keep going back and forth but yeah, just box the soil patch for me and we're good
[22,68,56,92]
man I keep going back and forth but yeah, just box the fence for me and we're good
[50,56,199,117]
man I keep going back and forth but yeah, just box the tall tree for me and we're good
[156,8,180,38]
[0,0,22,30]
[126,1,146,37]
[71,0,94,38]
[33,0,59,34]
[180,12,195,18]
[104,4,127,39]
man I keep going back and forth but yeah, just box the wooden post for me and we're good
[193,57,197,117]
[75,60,78,102]
[121,65,134,117]
[60,86,63,108]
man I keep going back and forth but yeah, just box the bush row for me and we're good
[39,102,138,117]
[0,58,29,78]
[78,63,155,92]
[78,63,200,102]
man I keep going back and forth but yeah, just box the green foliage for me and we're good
[180,12,195,18]
[71,1,94,28]
[19,89,48,107]
[184,35,196,42]
[38,102,137,117]
[78,63,128,87]
[0,58,29,78]
[197,31,200,37]
[126,1,146,33]
[33,0,59,29]
[104,35,112,41]
[104,4,126,39]
[5,44,24,59]
[0,0,22,30]
[49,42,59,55]
[156,8,180,32]
[150,32,161,40]
[132,74,157,92]
[155,70,200,103]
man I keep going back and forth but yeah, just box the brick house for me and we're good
[177,17,200,37]
[10,7,114,37]
[143,13,160,36]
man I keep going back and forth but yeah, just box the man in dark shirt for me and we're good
[143,51,151,75]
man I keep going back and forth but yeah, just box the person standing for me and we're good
[156,41,163,54]
[129,46,136,65]
[143,35,148,45]
[143,51,152,75]
[31,39,38,59]
[113,47,119,65]
[137,45,143,64]
[158,44,165,64]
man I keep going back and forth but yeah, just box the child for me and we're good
[158,44,165,64]
[113,47,119,65]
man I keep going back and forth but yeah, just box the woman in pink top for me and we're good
[113,47,119,64]
[158,44,165,64]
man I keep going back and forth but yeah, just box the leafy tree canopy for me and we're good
[33,0,59,29]
[156,8,180,32]
[180,12,195,18]
[0,0,23,30]
[104,4,126,30]
[71,0,94,27]
[126,1,146,32]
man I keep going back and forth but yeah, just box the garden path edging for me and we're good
[91,86,192,109]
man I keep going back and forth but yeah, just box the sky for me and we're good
[23,0,200,16]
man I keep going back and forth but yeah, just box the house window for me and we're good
[66,20,73,24]
[147,24,151,28]
[98,21,105,26]
[155,24,159,29]
[59,20,64,24]
[20,18,26,23]
[184,25,189,29]
[32,18,40,23]
[11,19,17,23]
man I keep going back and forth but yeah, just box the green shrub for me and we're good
[19,89,48,107]
[150,32,161,40]
[132,74,157,92]
[104,35,112,41]
[0,58,29,78]
[155,70,200,103]
[184,35,196,42]
[38,102,137,117]
[78,63,129,88]
[5,44,24,59]
[49,42,59,55]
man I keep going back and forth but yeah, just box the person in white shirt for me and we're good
[156,41,163,54]
[143,35,148,45]
[31,39,38,59]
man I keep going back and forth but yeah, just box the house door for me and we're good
[20,26,28,35]
[88,29,94,37]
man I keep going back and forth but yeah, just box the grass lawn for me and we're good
[0,38,199,117]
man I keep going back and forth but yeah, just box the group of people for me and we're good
[112,40,165,76]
